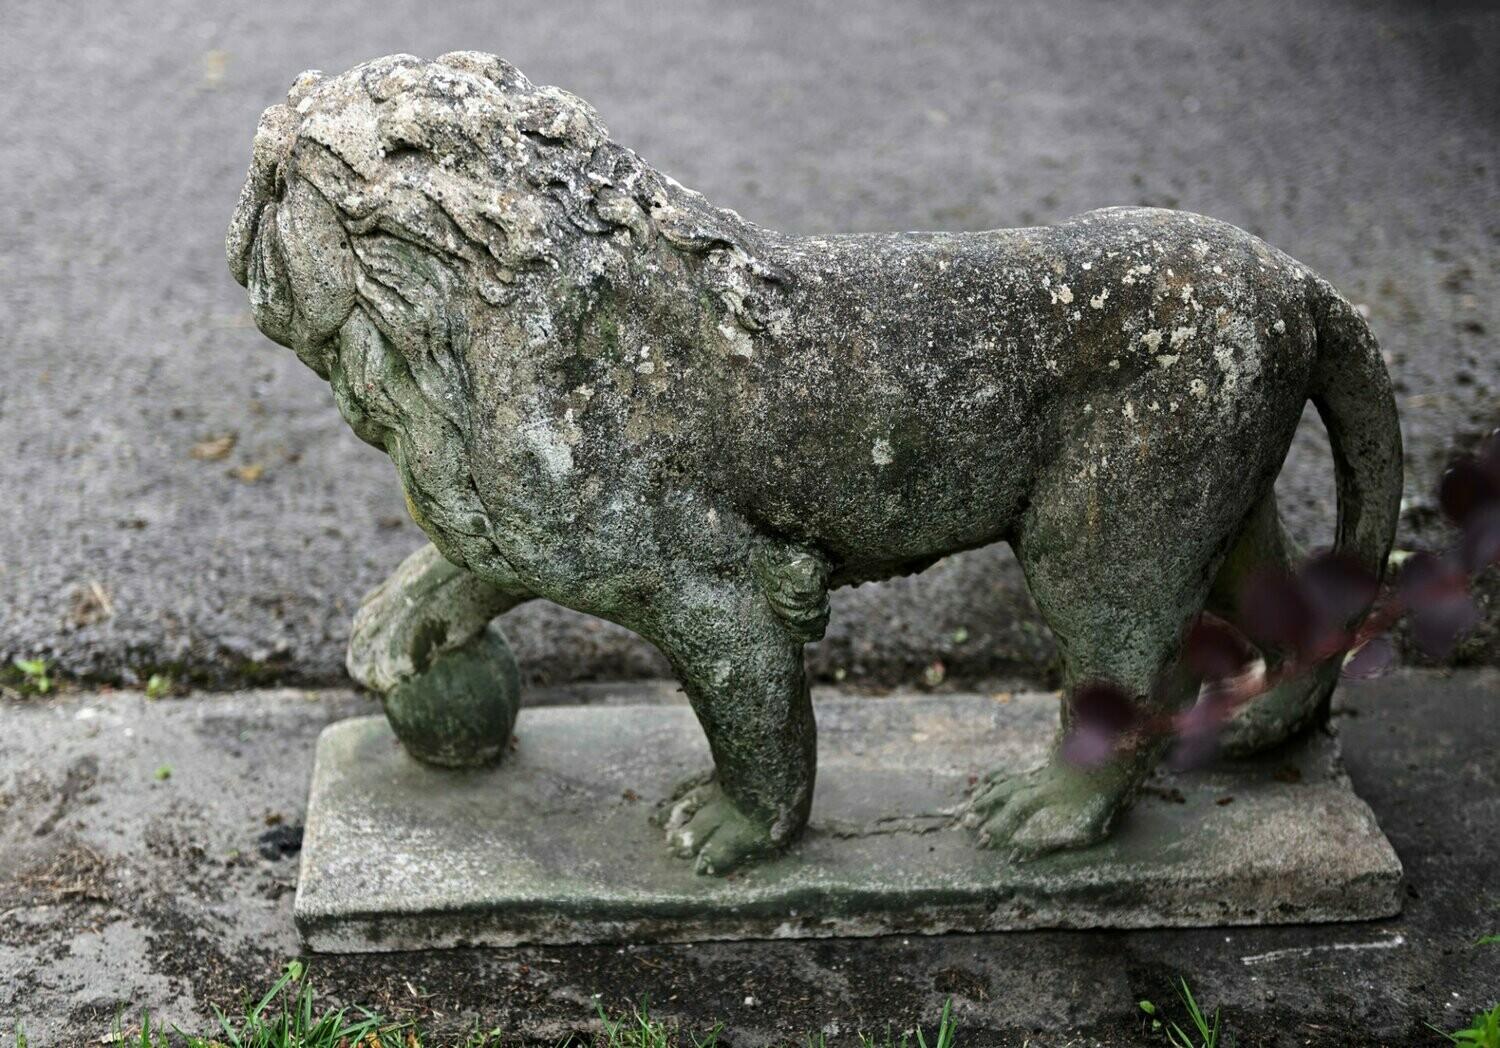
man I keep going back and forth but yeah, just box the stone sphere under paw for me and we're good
[382,624,520,769]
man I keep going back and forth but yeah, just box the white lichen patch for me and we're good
[717,321,754,358]
[1140,329,1163,351]
[1122,263,1152,286]
[871,438,894,466]
[1155,353,1179,367]
[1051,283,1074,305]
[1272,318,1287,335]
[1213,314,1262,401]
[1190,378,1208,399]
[1090,288,1109,309]
[1170,325,1197,347]
[521,419,574,476]
[1191,239,1211,258]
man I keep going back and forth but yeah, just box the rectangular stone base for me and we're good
[295,691,1402,951]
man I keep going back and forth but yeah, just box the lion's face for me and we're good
[227,84,358,380]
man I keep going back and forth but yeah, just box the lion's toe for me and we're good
[660,780,776,875]
[967,761,1125,858]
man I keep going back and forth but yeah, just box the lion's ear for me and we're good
[349,232,471,364]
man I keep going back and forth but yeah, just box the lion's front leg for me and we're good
[349,543,531,768]
[645,552,823,876]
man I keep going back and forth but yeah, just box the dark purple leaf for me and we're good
[1411,591,1480,658]
[1167,711,1222,770]
[1060,683,1139,768]
[1183,615,1254,680]
[1438,455,1499,526]
[1166,734,1220,771]
[1341,635,1395,680]
[1239,570,1316,654]
[1300,552,1379,626]
[1069,680,1137,736]
[1167,693,1234,770]
[1398,552,1479,657]
[1398,548,1446,590]
[1059,726,1118,767]
[1461,504,1500,573]
[1179,690,1237,732]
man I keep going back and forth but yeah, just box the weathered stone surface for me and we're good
[231,51,1406,874]
[296,691,1402,951]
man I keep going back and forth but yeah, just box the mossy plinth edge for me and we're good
[294,691,1401,951]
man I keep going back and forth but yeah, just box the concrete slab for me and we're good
[296,693,1401,951]
[4,671,1496,1045]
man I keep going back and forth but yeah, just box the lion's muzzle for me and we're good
[226,102,297,288]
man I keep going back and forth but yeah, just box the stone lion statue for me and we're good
[228,53,1402,875]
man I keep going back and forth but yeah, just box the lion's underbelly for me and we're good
[730,396,1039,571]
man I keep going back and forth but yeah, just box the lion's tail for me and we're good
[1219,282,1402,758]
[1308,280,1404,586]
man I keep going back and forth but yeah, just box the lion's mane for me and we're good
[227,53,794,576]
[228,52,786,368]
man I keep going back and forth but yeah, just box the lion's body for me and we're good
[720,216,1320,585]
[231,53,1403,874]
[415,208,1323,604]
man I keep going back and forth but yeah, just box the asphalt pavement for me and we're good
[2,0,1496,689]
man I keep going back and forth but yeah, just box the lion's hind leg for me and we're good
[965,533,1206,858]
[968,419,1260,857]
[1207,494,1341,757]
[348,543,529,768]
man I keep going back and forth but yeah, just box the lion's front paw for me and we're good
[963,760,1132,858]
[659,780,777,876]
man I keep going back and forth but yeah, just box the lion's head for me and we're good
[226,52,782,394]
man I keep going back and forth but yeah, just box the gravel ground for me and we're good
[2,0,1497,689]
[1,670,1496,1046]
